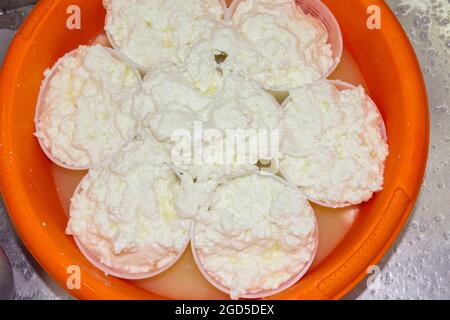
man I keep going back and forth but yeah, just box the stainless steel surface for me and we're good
[0,0,36,9]
[346,0,450,300]
[0,3,34,29]
[0,2,70,300]
[0,0,449,300]
[0,245,13,300]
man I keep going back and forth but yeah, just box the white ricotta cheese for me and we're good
[172,74,282,193]
[104,0,224,69]
[135,66,282,218]
[209,74,282,131]
[232,0,335,90]
[184,25,260,96]
[133,63,213,139]
[201,74,283,169]
[135,64,281,183]
[280,81,389,207]
[193,174,317,299]
[35,45,140,168]
[66,132,191,275]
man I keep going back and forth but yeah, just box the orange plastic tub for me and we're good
[0,0,429,299]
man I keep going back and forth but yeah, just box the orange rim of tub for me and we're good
[0,0,429,300]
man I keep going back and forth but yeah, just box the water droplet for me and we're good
[383,272,394,285]
[419,223,430,232]
[420,31,429,40]
[434,100,449,113]
[444,232,450,241]
[437,182,446,189]
[421,16,431,25]
[415,16,422,27]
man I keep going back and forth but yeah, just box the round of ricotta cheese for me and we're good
[209,74,282,132]
[133,63,213,138]
[104,0,225,69]
[200,74,283,167]
[192,174,318,299]
[136,65,281,184]
[280,80,389,207]
[66,132,191,276]
[136,68,283,218]
[35,45,140,169]
[184,25,260,96]
[232,0,335,90]
[172,74,282,203]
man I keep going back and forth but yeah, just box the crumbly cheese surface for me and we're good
[184,25,260,96]
[193,174,317,299]
[280,81,389,206]
[36,45,139,168]
[66,133,191,274]
[104,0,224,68]
[209,75,282,131]
[135,65,281,181]
[232,0,335,90]
[174,75,282,185]
[135,69,282,217]
[198,75,282,172]
[134,63,213,140]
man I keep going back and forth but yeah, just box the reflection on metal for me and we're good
[0,0,37,10]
